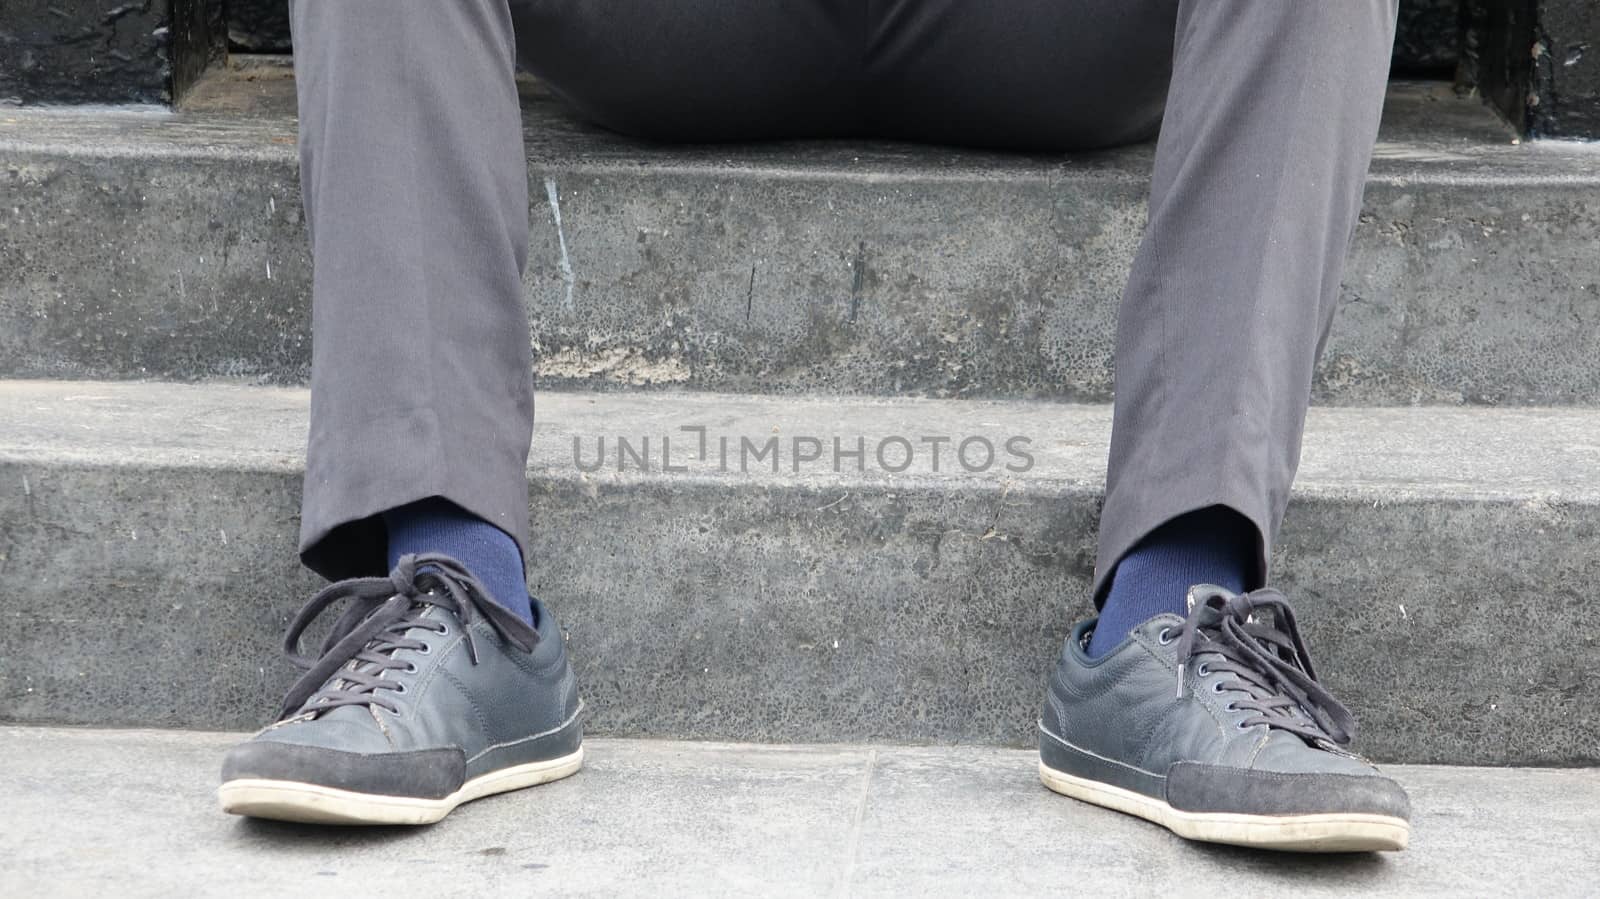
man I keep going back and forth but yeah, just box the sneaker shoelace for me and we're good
[275,553,539,720]
[1171,587,1357,748]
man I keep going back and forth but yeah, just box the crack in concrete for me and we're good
[745,264,757,323]
[545,177,576,311]
[848,241,866,325]
[834,747,878,898]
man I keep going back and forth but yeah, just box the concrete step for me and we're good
[2,379,1598,765]
[4,726,1597,897]
[6,75,1600,405]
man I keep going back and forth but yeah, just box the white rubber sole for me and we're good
[1039,761,1409,852]
[219,745,585,825]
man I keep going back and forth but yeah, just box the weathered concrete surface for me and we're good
[2,381,1598,765]
[3,727,1598,897]
[7,80,1600,405]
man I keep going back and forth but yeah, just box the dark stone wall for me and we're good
[1396,0,1465,74]
[1530,0,1600,137]
[204,0,1600,139]
[0,0,221,105]
[1460,0,1539,133]
[0,0,1476,104]
[170,0,225,102]
[1460,0,1600,139]
[223,0,1470,72]
[0,0,171,104]
[1,0,1595,139]
[226,0,287,52]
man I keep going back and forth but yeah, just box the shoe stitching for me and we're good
[1132,694,1187,773]
[434,616,575,749]
[1055,618,1264,773]
[438,664,492,744]
[1096,649,1144,698]
[1172,767,1391,786]
[1128,638,1186,756]
[1132,628,1244,768]
[1055,651,1177,770]
[1245,728,1272,766]
[559,668,580,713]
[369,704,395,746]
[480,616,570,678]
[1046,684,1071,733]
[1038,721,1166,783]
[465,700,586,765]
[1049,664,1086,701]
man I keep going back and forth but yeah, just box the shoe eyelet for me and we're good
[1196,663,1211,677]
[434,624,449,636]
[1157,628,1173,645]
[1211,681,1228,694]
[404,662,418,674]
[1235,720,1252,731]
[1224,702,1238,712]
[392,682,408,695]
[415,642,432,656]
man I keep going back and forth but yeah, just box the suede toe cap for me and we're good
[222,740,466,800]
[1165,762,1411,819]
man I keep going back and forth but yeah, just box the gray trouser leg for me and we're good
[289,0,1395,593]
[1093,0,1399,600]
[289,0,533,580]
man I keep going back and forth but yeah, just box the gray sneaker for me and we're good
[219,553,583,825]
[1039,585,1410,852]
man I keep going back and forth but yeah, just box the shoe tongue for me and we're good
[1185,583,1241,614]
[371,595,451,643]
[417,602,454,623]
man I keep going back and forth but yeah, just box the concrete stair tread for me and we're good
[2,378,1598,764]
[5,379,1600,498]
[7,77,1600,404]
[4,725,1597,896]
[0,78,1562,179]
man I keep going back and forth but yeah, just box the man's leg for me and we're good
[866,0,1409,850]
[219,0,582,825]
[1040,0,1409,851]
[859,0,1358,645]
[1094,1,1400,623]
[291,0,536,621]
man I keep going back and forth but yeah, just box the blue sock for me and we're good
[382,497,536,627]
[1086,506,1253,658]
